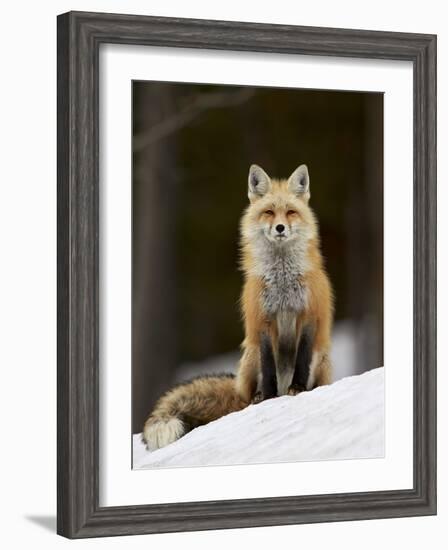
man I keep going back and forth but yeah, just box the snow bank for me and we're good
[133,367,384,469]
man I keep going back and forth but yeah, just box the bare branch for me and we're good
[133,88,256,152]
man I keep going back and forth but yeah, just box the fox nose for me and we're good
[276,224,285,233]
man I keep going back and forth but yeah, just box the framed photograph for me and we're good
[57,11,437,538]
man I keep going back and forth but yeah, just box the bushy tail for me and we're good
[142,374,247,450]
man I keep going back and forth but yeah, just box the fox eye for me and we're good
[287,210,297,216]
[264,210,274,216]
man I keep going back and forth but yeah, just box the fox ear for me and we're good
[288,165,310,199]
[248,164,271,202]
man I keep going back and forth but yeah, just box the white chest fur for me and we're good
[253,240,309,317]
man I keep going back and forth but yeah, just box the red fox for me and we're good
[236,164,333,403]
[142,164,333,450]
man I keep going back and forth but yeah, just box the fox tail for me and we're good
[142,373,247,450]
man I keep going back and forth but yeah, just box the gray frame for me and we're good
[57,11,437,539]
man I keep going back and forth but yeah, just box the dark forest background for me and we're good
[132,81,383,434]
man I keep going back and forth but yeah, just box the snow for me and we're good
[133,367,384,469]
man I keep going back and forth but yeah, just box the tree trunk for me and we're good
[132,84,179,433]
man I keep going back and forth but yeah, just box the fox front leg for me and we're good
[288,326,313,395]
[253,332,277,403]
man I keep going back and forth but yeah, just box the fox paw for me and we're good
[287,383,306,396]
[252,391,264,404]
[252,391,277,404]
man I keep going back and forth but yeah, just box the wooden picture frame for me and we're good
[57,11,437,538]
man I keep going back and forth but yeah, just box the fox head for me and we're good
[242,164,317,246]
